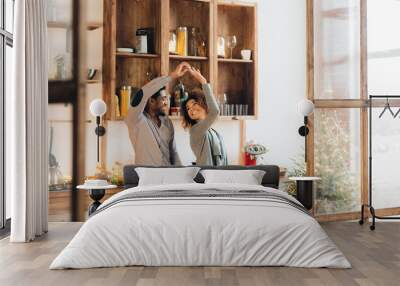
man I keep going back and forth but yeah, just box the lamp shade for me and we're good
[297,99,314,116]
[89,99,107,117]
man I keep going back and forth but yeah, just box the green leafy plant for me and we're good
[286,154,306,196]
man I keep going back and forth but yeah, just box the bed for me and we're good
[50,165,350,269]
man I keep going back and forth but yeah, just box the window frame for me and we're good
[1,0,14,232]
[307,0,369,221]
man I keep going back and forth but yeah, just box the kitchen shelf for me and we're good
[47,21,71,29]
[87,22,103,31]
[218,58,253,63]
[169,55,208,61]
[86,80,101,84]
[115,52,160,58]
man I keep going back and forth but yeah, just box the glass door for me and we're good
[47,0,76,222]
[311,0,366,218]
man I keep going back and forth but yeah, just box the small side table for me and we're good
[288,177,321,210]
[77,184,117,216]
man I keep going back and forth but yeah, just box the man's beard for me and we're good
[157,109,166,117]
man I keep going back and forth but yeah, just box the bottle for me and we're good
[176,27,188,56]
[183,91,189,102]
[114,94,120,117]
[120,86,131,117]
[197,35,207,57]
[172,81,185,115]
[176,81,185,105]
[189,27,199,56]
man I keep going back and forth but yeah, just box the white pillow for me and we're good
[135,167,201,186]
[200,169,266,185]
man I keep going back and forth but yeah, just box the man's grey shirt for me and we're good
[125,76,182,166]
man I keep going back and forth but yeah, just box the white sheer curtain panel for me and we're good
[10,0,49,242]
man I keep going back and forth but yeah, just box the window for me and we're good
[314,108,361,215]
[1,0,14,231]
[367,0,400,209]
[314,0,361,100]
[5,0,14,33]
[311,0,365,218]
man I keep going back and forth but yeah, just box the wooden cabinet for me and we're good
[103,0,257,121]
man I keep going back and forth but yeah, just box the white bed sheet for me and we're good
[50,183,351,269]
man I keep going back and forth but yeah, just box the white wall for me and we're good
[246,0,306,167]
[86,0,307,175]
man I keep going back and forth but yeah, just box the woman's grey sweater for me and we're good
[189,84,227,166]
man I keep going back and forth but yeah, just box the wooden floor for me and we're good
[0,222,399,286]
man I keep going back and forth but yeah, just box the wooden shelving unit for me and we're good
[216,2,257,117]
[103,0,257,121]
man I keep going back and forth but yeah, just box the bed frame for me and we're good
[123,165,280,189]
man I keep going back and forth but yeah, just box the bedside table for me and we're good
[77,184,117,216]
[288,177,321,210]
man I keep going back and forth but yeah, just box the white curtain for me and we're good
[10,0,48,242]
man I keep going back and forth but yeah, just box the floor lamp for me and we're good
[297,99,315,163]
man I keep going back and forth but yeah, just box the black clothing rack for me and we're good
[359,95,400,230]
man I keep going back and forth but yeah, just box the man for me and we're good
[125,62,190,166]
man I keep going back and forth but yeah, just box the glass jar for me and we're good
[217,36,225,58]
[169,30,177,54]
[176,26,188,56]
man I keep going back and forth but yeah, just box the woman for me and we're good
[181,66,228,166]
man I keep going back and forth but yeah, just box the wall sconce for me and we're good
[89,99,107,162]
[297,99,315,163]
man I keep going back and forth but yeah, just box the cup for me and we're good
[222,103,227,116]
[226,104,231,116]
[229,104,235,116]
[235,104,240,116]
[243,104,249,116]
[219,103,224,116]
[240,49,252,60]
[238,104,243,116]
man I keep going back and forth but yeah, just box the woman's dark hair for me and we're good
[181,88,208,129]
